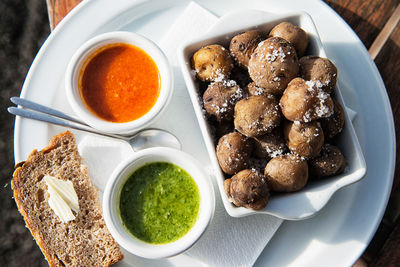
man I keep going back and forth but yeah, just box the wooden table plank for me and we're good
[375,20,400,193]
[325,0,399,47]
[369,4,400,59]
[46,0,81,30]
[364,17,400,266]
[371,220,400,266]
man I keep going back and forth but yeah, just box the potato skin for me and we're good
[264,154,308,192]
[283,120,324,158]
[248,37,299,95]
[229,30,263,68]
[299,56,338,93]
[309,144,346,178]
[270,22,308,57]
[203,81,245,122]
[253,127,287,159]
[234,95,281,137]
[280,77,334,122]
[246,82,276,97]
[192,44,234,82]
[216,132,253,175]
[224,169,269,210]
[319,99,345,139]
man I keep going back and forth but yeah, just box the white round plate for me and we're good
[14,0,395,266]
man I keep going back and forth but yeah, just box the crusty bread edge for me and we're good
[12,149,57,267]
[11,131,123,267]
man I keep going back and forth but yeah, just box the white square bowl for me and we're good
[178,9,366,220]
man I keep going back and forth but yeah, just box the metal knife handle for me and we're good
[8,107,129,141]
[10,97,87,126]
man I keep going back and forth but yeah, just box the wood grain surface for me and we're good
[46,0,400,266]
[46,0,81,29]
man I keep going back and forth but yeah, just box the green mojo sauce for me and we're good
[119,162,200,244]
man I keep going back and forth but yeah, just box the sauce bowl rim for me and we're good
[65,31,173,134]
[102,147,215,259]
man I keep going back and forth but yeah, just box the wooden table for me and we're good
[45,0,400,265]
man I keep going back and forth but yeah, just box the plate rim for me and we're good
[12,0,396,266]
[318,0,396,261]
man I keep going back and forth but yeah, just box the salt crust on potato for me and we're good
[264,153,308,192]
[203,80,244,122]
[216,132,253,175]
[192,44,234,82]
[224,169,269,210]
[309,144,346,178]
[253,127,287,159]
[229,30,263,68]
[280,77,334,122]
[248,37,299,95]
[270,22,309,57]
[234,95,281,138]
[319,99,345,139]
[246,81,278,97]
[299,55,338,94]
[283,120,324,159]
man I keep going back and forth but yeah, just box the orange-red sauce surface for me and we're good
[80,43,160,123]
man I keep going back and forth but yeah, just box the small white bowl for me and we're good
[65,31,173,135]
[102,147,215,259]
[178,9,367,219]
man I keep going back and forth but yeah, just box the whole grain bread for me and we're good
[12,131,123,267]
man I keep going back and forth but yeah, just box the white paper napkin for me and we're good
[78,2,283,267]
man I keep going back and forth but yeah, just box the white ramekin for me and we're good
[102,147,215,259]
[178,10,366,219]
[65,31,173,135]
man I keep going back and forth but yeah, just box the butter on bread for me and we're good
[12,131,123,266]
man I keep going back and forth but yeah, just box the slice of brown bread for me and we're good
[12,131,123,267]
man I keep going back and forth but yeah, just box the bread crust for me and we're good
[13,164,58,266]
[12,131,123,267]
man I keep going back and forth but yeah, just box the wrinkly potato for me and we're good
[234,95,281,137]
[229,30,264,68]
[299,56,338,93]
[224,169,269,210]
[248,37,299,95]
[216,132,253,175]
[269,22,308,57]
[320,99,345,139]
[253,127,287,159]
[309,144,346,178]
[264,153,308,192]
[283,121,324,158]
[203,81,245,122]
[246,82,276,97]
[280,77,334,122]
[192,44,234,82]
